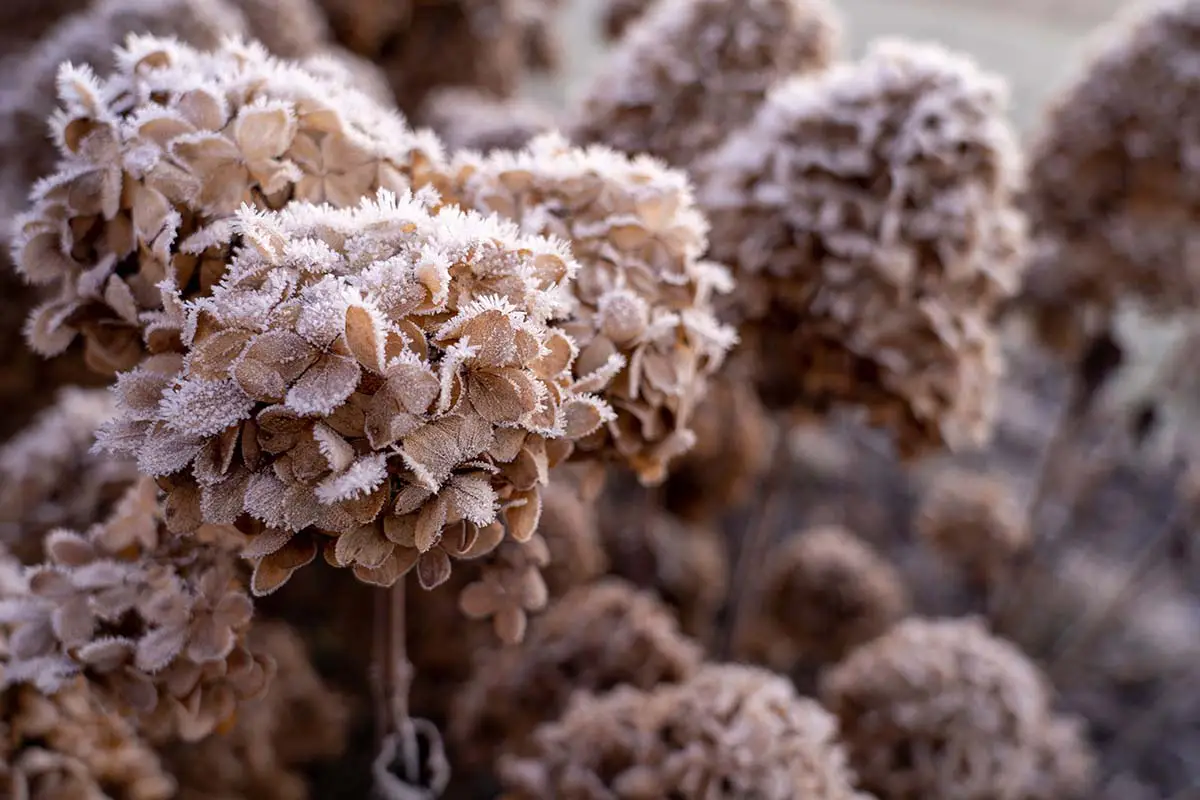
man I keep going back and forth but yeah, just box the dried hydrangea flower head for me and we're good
[0,388,138,564]
[916,467,1029,584]
[0,479,271,742]
[315,0,529,113]
[11,35,443,374]
[501,663,872,800]
[451,579,702,766]
[419,88,558,155]
[698,39,1027,456]
[662,376,776,521]
[98,189,613,612]
[572,0,842,167]
[601,505,729,640]
[821,617,1096,800]
[162,621,349,800]
[1019,0,1200,357]
[0,545,176,800]
[739,525,909,669]
[0,0,245,240]
[444,133,737,484]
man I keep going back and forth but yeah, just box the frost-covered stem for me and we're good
[1048,458,1186,680]
[720,427,789,660]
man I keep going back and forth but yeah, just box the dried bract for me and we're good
[445,133,736,483]
[0,480,270,742]
[821,617,1096,800]
[571,0,842,166]
[98,189,611,606]
[916,468,1029,584]
[501,663,871,799]
[163,622,349,800]
[419,88,558,155]
[1019,0,1200,355]
[451,579,702,765]
[699,39,1027,455]
[0,388,138,563]
[740,525,908,668]
[11,35,442,373]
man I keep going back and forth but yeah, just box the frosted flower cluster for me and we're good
[444,133,737,483]
[11,35,442,374]
[1020,0,1200,355]
[501,663,872,800]
[740,525,908,668]
[451,579,702,765]
[97,190,614,608]
[572,0,842,166]
[821,618,1096,800]
[916,467,1029,584]
[699,39,1027,455]
[0,388,138,563]
[0,479,270,743]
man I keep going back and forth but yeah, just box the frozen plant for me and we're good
[11,35,442,374]
[698,39,1027,456]
[572,0,842,167]
[95,189,614,643]
[442,133,737,483]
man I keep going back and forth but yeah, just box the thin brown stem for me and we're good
[719,425,789,660]
[373,577,413,743]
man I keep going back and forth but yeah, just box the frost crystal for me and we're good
[11,35,443,374]
[698,39,1027,455]
[571,0,842,166]
[98,189,611,601]
[444,133,736,484]
[0,479,270,743]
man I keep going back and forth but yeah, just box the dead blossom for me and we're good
[442,133,736,484]
[500,663,872,800]
[698,39,1027,455]
[571,0,843,167]
[0,479,270,743]
[0,388,138,564]
[821,617,1096,800]
[11,35,443,374]
[1019,0,1200,356]
[739,525,909,669]
[450,579,702,766]
[916,468,1029,585]
[96,189,614,603]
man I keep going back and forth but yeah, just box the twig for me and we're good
[719,424,789,660]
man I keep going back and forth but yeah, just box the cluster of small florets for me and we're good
[443,133,737,483]
[95,190,614,630]
[451,579,703,766]
[572,0,842,167]
[501,663,872,800]
[821,617,1096,800]
[1019,0,1200,356]
[739,525,909,668]
[916,467,1029,584]
[698,38,1027,455]
[0,479,271,743]
[10,35,442,374]
[0,388,137,563]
